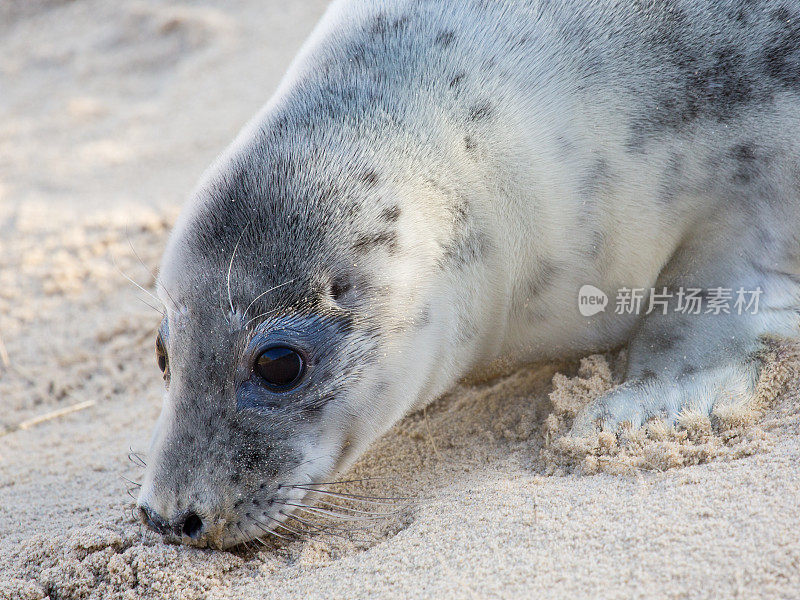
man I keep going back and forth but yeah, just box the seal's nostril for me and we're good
[181,512,203,539]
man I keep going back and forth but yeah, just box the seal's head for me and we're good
[135,111,497,547]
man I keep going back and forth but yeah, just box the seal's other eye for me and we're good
[255,346,305,391]
[155,334,168,378]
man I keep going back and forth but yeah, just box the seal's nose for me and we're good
[138,503,206,540]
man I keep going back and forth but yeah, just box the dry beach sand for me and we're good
[1,2,799,598]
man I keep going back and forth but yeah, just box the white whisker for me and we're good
[111,251,165,316]
[226,221,253,316]
[243,279,295,318]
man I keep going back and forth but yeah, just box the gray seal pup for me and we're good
[136,0,800,547]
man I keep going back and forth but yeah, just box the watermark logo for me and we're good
[578,285,609,317]
[578,285,763,316]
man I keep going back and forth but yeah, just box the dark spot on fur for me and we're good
[464,135,477,153]
[730,143,759,185]
[352,230,398,254]
[671,48,751,126]
[370,13,409,36]
[449,73,465,89]
[450,198,469,227]
[648,330,682,353]
[640,369,658,381]
[348,42,368,68]
[628,32,765,148]
[380,205,401,222]
[361,170,379,188]
[468,102,493,122]
[522,260,561,300]
[434,30,456,48]
[369,13,388,35]
[393,15,409,30]
[440,230,491,269]
[582,157,610,197]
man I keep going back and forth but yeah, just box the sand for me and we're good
[1,2,799,599]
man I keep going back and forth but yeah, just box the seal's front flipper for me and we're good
[569,348,764,436]
[571,236,799,436]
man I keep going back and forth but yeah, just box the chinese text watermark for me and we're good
[578,285,762,317]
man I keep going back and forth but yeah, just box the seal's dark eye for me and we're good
[255,346,305,391]
[155,334,168,378]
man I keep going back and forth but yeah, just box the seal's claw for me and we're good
[568,383,647,437]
